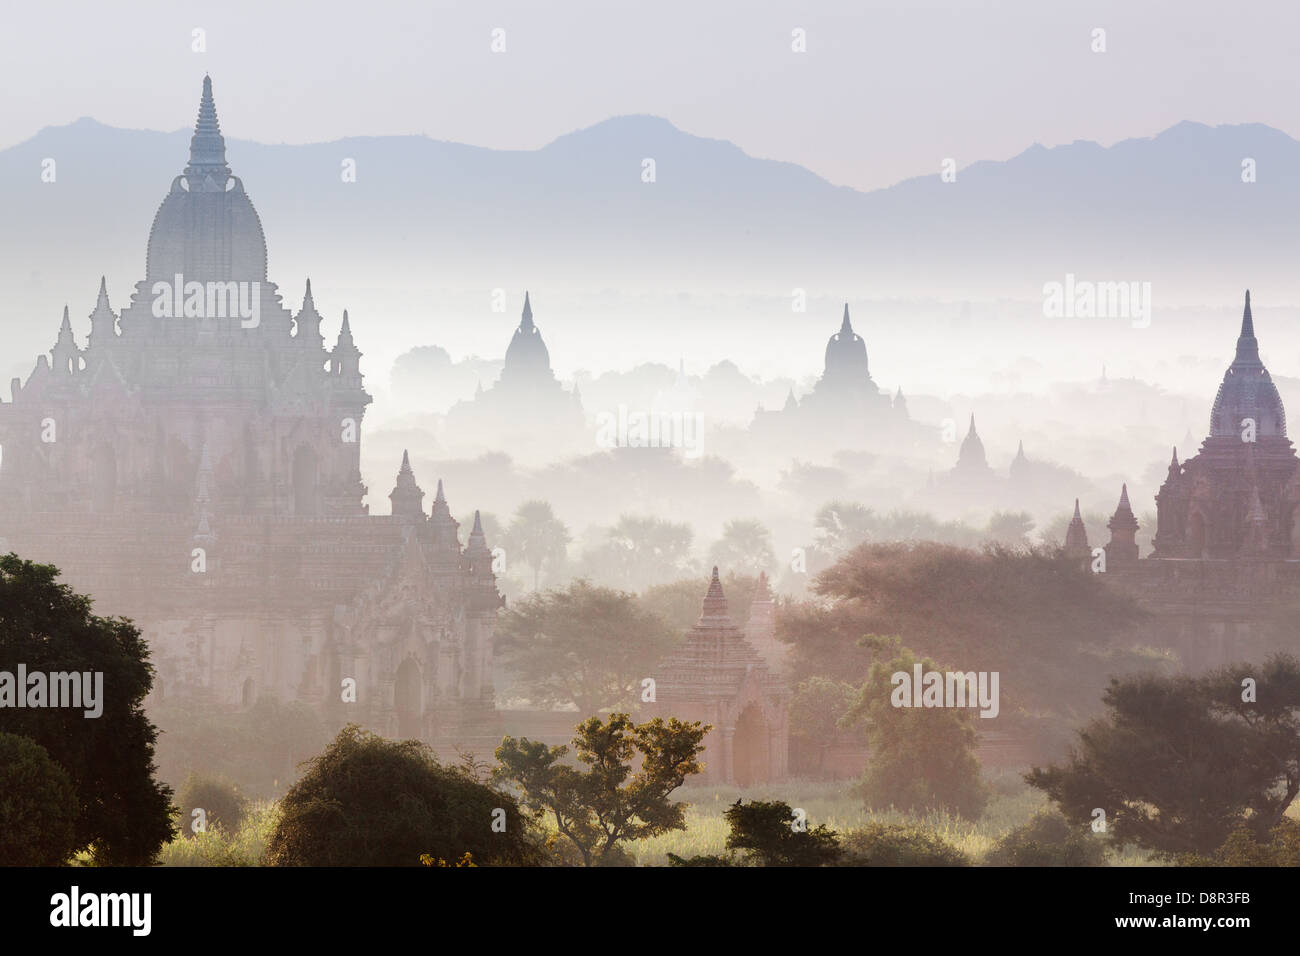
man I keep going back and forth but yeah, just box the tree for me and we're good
[707,519,775,577]
[0,732,79,866]
[0,554,174,865]
[494,713,708,866]
[780,542,1155,761]
[1029,655,1300,857]
[845,636,989,818]
[982,511,1034,547]
[502,500,571,590]
[495,580,677,713]
[584,516,695,590]
[813,501,875,553]
[789,677,859,775]
[723,799,842,866]
[266,725,541,866]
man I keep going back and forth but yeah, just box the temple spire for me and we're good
[840,303,852,335]
[1105,484,1140,565]
[521,292,534,332]
[697,566,733,626]
[1234,289,1260,365]
[388,449,424,519]
[1064,497,1090,559]
[184,75,230,185]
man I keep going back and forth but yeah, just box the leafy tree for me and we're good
[982,511,1034,547]
[495,580,677,713]
[502,500,571,590]
[1029,655,1300,857]
[813,501,875,553]
[846,636,989,818]
[707,519,775,577]
[780,542,1154,760]
[835,823,970,866]
[494,713,708,866]
[984,810,1107,867]
[723,799,841,866]
[177,772,248,837]
[0,732,79,866]
[789,677,859,775]
[0,554,174,864]
[266,725,541,866]
[583,516,695,590]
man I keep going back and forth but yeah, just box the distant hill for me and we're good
[2,114,1298,383]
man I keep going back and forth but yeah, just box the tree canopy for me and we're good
[0,553,174,864]
[494,713,708,866]
[780,542,1157,759]
[495,579,677,713]
[267,725,542,866]
[0,732,80,866]
[1030,655,1300,857]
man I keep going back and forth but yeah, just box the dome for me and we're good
[822,303,869,385]
[500,292,554,385]
[1209,291,1286,438]
[144,77,268,282]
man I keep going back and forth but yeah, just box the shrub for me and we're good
[266,725,542,866]
[0,733,80,866]
[1180,818,1300,866]
[984,810,1107,866]
[836,823,970,866]
[177,772,248,837]
[724,800,842,866]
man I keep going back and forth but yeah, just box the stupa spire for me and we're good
[840,303,852,335]
[388,449,424,519]
[184,75,230,184]
[1064,498,1090,558]
[1234,289,1260,366]
[521,292,534,332]
[696,565,733,626]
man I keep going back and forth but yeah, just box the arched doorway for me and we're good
[395,658,423,740]
[732,704,770,788]
[292,445,317,516]
[92,444,116,513]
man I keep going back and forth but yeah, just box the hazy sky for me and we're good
[2,0,1295,191]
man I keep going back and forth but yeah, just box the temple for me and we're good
[650,567,790,785]
[1089,291,1300,669]
[0,77,503,751]
[441,291,587,459]
[751,303,920,452]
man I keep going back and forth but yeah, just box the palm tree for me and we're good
[504,500,571,590]
[708,518,776,576]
